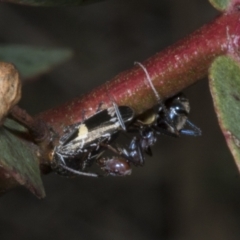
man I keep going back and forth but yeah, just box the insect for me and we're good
[118,62,201,166]
[51,62,201,177]
[51,102,134,177]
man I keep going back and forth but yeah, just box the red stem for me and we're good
[36,9,240,135]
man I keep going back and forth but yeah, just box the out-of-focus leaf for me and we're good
[4,0,101,6]
[209,55,240,170]
[208,0,231,11]
[0,45,72,79]
[0,62,21,122]
[0,119,45,198]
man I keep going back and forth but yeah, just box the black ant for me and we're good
[117,62,201,166]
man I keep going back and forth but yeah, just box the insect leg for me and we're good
[112,101,127,131]
[99,142,121,155]
[126,136,145,166]
[58,164,99,177]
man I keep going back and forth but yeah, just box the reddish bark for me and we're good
[36,10,240,135]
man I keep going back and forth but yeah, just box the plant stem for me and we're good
[37,10,240,135]
[10,105,49,142]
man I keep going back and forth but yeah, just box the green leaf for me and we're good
[208,0,231,11]
[0,119,45,198]
[0,45,72,79]
[209,55,240,170]
[4,0,101,6]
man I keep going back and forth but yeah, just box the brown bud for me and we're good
[0,62,21,122]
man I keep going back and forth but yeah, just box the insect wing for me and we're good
[84,106,134,130]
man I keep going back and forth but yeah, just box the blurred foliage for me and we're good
[209,0,231,11]
[209,55,240,170]
[0,119,45,198]
[4,0,102,6]
[0,45,72,79]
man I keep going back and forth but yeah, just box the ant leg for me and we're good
[105,137,145,166]
[99,142,121,155]
[127,137,145,166]
[100,137,145,166]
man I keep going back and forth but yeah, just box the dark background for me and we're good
[1,1,240,239]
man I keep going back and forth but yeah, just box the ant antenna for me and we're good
[134,61,176,129]
[134,61,169,114]
[134,62,161,102]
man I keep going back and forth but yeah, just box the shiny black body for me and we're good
[120,93,201,167]
[116,62,201,167]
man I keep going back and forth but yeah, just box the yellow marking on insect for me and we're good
[77,124,88,139]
